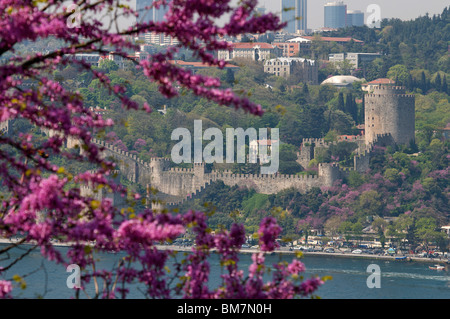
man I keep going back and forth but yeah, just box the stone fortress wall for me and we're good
[91,133,394,209]
[80,85,415,208]
[90,137,341,207]
[2,84,413,209]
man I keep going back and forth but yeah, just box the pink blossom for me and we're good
[0,280,12,299]
[0,0,323,300]
[288,259,306,275]
[299,277,324,296]
[258,217,282,252]
[116,217,185,244]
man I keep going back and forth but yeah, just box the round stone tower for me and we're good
[364,85,415,145]
[149,157,170,186]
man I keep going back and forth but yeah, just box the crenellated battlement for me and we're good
[92,137,169,166]
[149,157,171,163]
[371,85,406,92]
[302,137,324,145]
[213,171,320,181]
[376,85,403,90]
[366,93,415,98]
[301,138,338,148]
[167,167,195,173]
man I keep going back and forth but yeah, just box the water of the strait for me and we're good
[1,245,449,299]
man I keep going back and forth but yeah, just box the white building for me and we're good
[72,53,100,67]
[329,52,381,69]
[264,57,318,84]
[217,42,280,62]
[144,32,179,46]
[441,226,450,237]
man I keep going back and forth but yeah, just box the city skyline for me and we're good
[124,1,448,33]
[261,0,447,30]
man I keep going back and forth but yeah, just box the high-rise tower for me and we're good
[324,1,347,29]
[280,0,307,34]
[346,10,364,27]
[364,85,416,146]
[136,0,169,24]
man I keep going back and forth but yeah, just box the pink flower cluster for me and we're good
[0,280,12,299]
[258,217,282,251]
[0,0,325,299]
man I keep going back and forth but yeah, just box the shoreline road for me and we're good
[0,238,448,265]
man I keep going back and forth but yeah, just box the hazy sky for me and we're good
[261,0,448,30]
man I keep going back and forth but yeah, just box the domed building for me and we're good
[321,75,363,88]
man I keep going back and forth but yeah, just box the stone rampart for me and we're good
[90,138,343,204]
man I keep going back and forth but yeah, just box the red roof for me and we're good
[231,42,275,49]
[338,135,361,140]
[362,78,395,86]
[369,78,395,85]
[303,36,363,43]
[169,60,239,68]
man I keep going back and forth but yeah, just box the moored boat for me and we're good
[429,264,445,270]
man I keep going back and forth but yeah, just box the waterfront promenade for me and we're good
[154,244,450,265]
[1,237,448,265]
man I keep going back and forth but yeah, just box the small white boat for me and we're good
[429,265,445,270]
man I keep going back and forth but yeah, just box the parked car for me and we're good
[324,248,335,253]
[352,249,363,254]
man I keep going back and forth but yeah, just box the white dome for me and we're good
[321,75,363,86]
